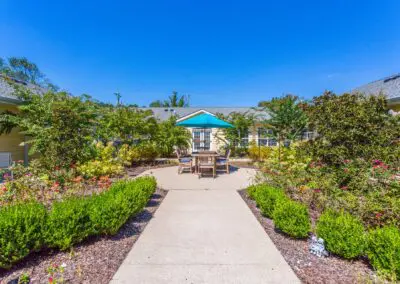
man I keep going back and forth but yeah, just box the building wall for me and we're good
[0,103,26,163]
[389,103,400,112]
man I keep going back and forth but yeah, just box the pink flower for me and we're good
[314,189,321,193]
[343,159,351,164]
[48,276,53,283]
[373,159,382,166]
[343,168,349,173]
[340,186,348,191]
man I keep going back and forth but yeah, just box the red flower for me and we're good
[375,213,383,219]
[313,189,321,193]
[48,276,53,284]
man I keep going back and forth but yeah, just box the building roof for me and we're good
[143,107,268,121]
[352,74,400,103]
[0,74,45,104]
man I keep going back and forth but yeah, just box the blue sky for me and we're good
[1,0,399,106]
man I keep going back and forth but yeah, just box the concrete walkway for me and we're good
[111,167,300,284]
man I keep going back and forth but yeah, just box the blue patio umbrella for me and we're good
[176,113,234,128]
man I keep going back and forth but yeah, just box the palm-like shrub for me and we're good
[316,210,365,259]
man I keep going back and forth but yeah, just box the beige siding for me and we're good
[0,103,26,163]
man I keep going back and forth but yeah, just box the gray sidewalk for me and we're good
[111,167,300,284]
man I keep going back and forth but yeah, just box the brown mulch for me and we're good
[0,188,168,284]
[125,161,177,177]
[238,189,381,284]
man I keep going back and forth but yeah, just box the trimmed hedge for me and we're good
[45,197,93,250]
[91,177,156,235]
[316,210,365,259]
[273,199,311,239]
[0,202,47,268]
[0,176,156,269]
[247,184,264,200]
[254,185,287,218]
[367,226,400,280]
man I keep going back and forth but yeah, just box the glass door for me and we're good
[192,129,211,152]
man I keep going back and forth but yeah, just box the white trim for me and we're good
[176,109,216,122]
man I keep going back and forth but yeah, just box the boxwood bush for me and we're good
[247,184,264,200]
[366,226,400,280]
[0,177,157,268]
[45,197,93,250]
[90,177,156,235]
[254,185,287,218]
[316,210,365,259]
[0,202,47,269]
[273,199,311,238]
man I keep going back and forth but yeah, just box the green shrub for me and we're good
[254,185,287,218]
[90,177,156,235]
[0,202,47,268]
[45,197,93,250]
[316,210,365,259]
[0,176,157,268]
[273,199,310,238]
[366,226,400,280]
[247,184,264,200]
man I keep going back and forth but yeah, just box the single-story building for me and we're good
[145,107,274,152]
[0,75,30,164]
[1,73,399,162]
[352,73,400,113]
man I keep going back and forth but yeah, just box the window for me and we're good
[301,131,316,141]
[192,129,211,151]
[257,128,277,146]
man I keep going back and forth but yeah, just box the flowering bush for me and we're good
[78,142,124,178]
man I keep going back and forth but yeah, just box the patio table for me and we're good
[191,151,219,174]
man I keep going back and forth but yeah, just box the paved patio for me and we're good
[111,166,300,284]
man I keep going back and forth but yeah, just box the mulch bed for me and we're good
[0,188,168,284]
[238,189,380,284]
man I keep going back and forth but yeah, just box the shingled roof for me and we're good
[352,74,400,102]
[0,74,45,104]
[142,107,268,121]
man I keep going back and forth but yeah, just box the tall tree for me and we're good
[149,91,189,107]
[0,89,98,170]
[307,91,400,165]
[216,112,255,155]
[262,95,308,162]
[0,56,58,91]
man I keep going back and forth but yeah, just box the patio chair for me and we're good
[0,152,13,180]
[176,149,193,174]
[216,148,231,174]
[198,155,216,178]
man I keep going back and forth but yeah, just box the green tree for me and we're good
[0,89,98,170]
[307,91,400,165]
[149,91,189,107]
[154,117,191,156]
[217,112,255,156]
[98,106,158,145]
[0,56,58,91]
[149,100,163,107]
[261,95,308,162]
